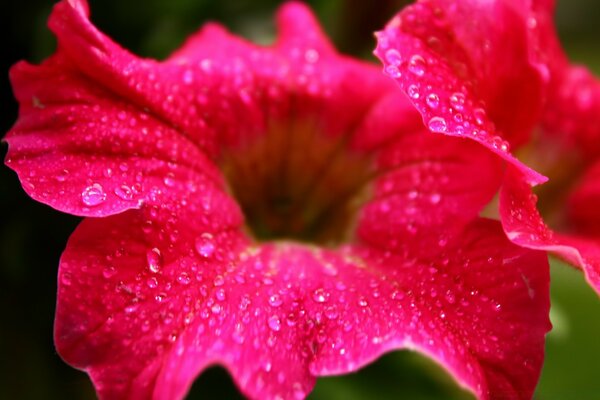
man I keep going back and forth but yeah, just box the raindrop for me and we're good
[385,65,401,78]
[407,84,420,99]
[385,49,402,65]
[163,173,175,187]
[449,92,466,110]
[177,272,191,285]
[61,272,72,286]
[312,288,329,303]
[426,93,440,108]
[195,233,215,258]
[81,183,106,206]
[183,70,194,84]
[102,266,116,279]
[114,185,134,201]
[473,108,486,125]
[268,315,281,332]
[408,54,427,76]
[268,294,283,307]
[146,248,163,273]
[215,288,226,301]
[147,277,158,288]
[428,117,447,132]
[429,193,441,204]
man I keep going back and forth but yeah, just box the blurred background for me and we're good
[1,0,599,399]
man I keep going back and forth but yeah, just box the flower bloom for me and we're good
[5,0,550,399]
[375,0,600,296]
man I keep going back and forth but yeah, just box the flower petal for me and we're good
[523,0,600,158]
[6,0,395,218]
[356,95,504,250]
[500,166,600,295]
[56,200,549,400]
[5,55,223,217]
[374,0,547,185]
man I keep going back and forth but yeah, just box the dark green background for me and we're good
[1,0,599,398]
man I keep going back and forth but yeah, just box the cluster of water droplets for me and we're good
[380,33,511,156]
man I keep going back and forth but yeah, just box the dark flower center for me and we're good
[221,118,374,245]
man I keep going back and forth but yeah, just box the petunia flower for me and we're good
[375,0,600,296]
[4,0,550,399]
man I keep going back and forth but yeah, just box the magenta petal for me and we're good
[5,55,223,217]
[374,0,547,185]
[542,65,600,158]
[357,118,503,250]
[56,204,549,400]
[500,166,600,295]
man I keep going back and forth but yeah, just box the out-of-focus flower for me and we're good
[4,0,550,399]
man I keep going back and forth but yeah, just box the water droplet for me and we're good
[408,54,427,76]
[146,248,162,273]
[358,297,368,307]
[449,92,466,110]
[385,65,401,78]
[305,49,319,63]
[429,193,441,204]
[385,49,402,65]
[61,272,72,286]
[195,233,215,258]
[163,173,175,187]
[102,266,116,279]
[211,304,222,314]
[183,69,194,84]
[426,93,439,108]
[268,315,281,332]
[114,185,134,201]
[473,108,486,125]
[81,183,106,206]
[407,84,420,99]
[213,275,225,287]
[312,288,329,303]
[428,116,447,132]
[177,272,191,285]
[215,288,226,301]
[268,294,283,307]
[147,276,158,288]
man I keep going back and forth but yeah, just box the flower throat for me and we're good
[220,119,374,246]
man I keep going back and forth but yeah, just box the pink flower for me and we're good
[375,0,600,296]
[5,0,550,399]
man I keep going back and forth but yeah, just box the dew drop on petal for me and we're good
[408,54,427,76]
[428,117,447,132]
[407,84,420,99]
[312,288,329,303]
[268,315,281,332]
[215,288,226,301]
[474,108,486,125]
[102,266,116,279]
[269,294,283,307]
[61,272,72,286]
[385,65,402,78]
[426,93,439,108]
[114,185,134,201]
[177,272,191,285]
[81,183,106,206]
[146,248,162,273]
[147,276,158,288]
[449,92,466,111]
[385,48,402,66]
[195,233,215,258]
